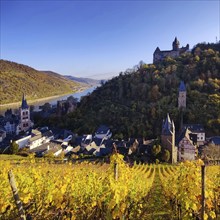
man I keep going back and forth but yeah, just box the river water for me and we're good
[0,86,96,115]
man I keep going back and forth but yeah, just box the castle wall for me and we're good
[153,39,189,63]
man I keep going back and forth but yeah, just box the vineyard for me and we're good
[0,154,219,220]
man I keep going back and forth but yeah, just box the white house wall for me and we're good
[16,135,31,149]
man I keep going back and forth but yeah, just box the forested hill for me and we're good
[45,42,220,138]
[0,60,81,105]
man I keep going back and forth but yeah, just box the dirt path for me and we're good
[142,168,172,220]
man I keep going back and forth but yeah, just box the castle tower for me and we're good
[161,114,177,163]
[172,37,180,51]
[18,93,32,133]
[153,47,161,63]
[178,81,186,109]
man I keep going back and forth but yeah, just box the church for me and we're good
[2,94,33,135]
[161,81,205,163]
[17,94,33,133]
[153,37,189,63]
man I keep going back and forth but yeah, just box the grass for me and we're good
[0,154,28,160]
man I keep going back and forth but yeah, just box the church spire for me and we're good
[162,113,172,135]
[21,93,29,109]
[179,81,186,92]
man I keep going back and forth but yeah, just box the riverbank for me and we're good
[0,86,90,108]
[0,85,97,115]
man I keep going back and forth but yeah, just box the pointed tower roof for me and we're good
[162,113,172,135]
[154,47,160,54]
[21,93,29,109]
[179,81,186,92]
[173,37,180,45]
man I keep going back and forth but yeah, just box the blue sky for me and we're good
[1,1,219,79]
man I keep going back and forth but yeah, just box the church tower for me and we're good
[161,114,177,163]
[172,37,180,51]
[18,94,32,133]
[178,81,186,109]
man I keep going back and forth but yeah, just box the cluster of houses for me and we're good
[0,86,219,163]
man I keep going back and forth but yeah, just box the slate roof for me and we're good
[209,136,220,145]
[173,37,180,45]
[21,94,29,109]
[95,125,110,134]
[162,114,173,135]
[93,137,103,146]
[176,128,193,146]
[183,124,205,133]
[179,81,186,92]
[29,141,62,155]
[42,130,54,138]
[154,47,160,53]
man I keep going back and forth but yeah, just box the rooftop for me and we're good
[179,81,186,92]
[21,94,29,109]
[183,124,205,132]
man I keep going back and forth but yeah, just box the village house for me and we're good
[15,135,32,149]
[208,136,220,146]
[183,124,205,146]
[29,140,63,157]
[177,128,197,161]
[28,128,54,150]
[94,125,112,140]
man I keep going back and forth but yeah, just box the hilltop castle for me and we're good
[153,37,189,63]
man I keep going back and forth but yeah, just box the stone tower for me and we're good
[178,81,186,109]
[161,114,177,163]
[172,37,180,51]
[18,94,32,133]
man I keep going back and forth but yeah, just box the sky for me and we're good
[1,0,219,79]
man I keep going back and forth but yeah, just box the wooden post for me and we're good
[114,162,118,181]
[8,170,26,220]
[177,203,181,220]
[201,165,206,220]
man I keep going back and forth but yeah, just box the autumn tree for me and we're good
[9,141,19,154]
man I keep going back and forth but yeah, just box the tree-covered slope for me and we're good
[0,60,80,104]
[43,43,220,138]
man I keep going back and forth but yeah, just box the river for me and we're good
[0,86,97,115]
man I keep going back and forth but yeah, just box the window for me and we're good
[181,147,184,154]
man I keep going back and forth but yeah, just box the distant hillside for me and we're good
[64,75,101,86]
[43,42,219,138]
[0,60,81,105]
